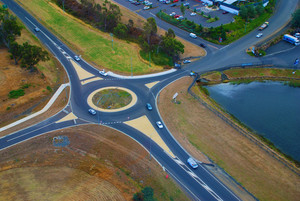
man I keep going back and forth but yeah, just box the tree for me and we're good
[255,4,264,16]
[9,41,23,65]
[180,3,186,16]
[0,14,22,49]
[113,23,128,38]
[239,5,248,21]
[20,42,49,71]
[247,5,256,19]
[291,9,300,28]
[165,28,175,38]
[133,186,155,201]
[195,24,203,34]
[162,36,184,57]
[143,17,157,46]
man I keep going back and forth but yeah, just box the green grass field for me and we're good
[18,0,163,74]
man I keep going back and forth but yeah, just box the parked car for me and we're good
[256,33,263,38]
[34,27,40,32]
[189,33,197,39]
[176,16,184,20]
[171,4,177,7]
[170,12,176,16]
[187,157,198,169]
[222,11,229,14]
[199,43,206,48]
[88,109,96,115]
[99,69,108,76]
[74,55,80,61]
[183,60,191,64]
[173,0,178,2]
[143,6,150,9]
[156,121,163,129]
[183,2,189,6]
[190,12,196,16]
[165,0,171,3]
[146,103,152,111]
[134,2,141,5]
[174,14,180,18]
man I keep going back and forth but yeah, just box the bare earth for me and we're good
[158,77,300,201]
[0,125,188,201]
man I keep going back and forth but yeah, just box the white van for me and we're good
[189,33,197,39]
[187,157,198,169]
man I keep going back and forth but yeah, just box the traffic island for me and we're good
[87,87,137,112]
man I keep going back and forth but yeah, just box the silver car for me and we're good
[156,121,163,129]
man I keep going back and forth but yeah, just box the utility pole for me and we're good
[149,51,151,67]
[110,33,114,50]
[131,56,133,77]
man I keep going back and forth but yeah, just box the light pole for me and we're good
[131,56,133,77]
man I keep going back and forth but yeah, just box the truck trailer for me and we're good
[283,34,300,46]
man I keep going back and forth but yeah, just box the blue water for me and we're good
[205,81,300,162]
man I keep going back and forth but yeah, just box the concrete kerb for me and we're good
[0,83,70,133]
[87,87,137,112]
[108,69,177,79]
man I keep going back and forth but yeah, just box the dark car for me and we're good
[171,4,177,7]
[146,103,152,111]
[222,11,229,14]
[199,43,206,48]
[134,2,141,5]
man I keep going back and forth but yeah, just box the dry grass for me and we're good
[0,125,188,201]
[158,77,300,201]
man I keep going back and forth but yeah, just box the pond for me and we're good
[205,81,300,162]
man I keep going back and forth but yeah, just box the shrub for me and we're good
[9,89,25,99]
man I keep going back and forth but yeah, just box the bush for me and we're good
[46,86,52,92]
[9,89,25,99]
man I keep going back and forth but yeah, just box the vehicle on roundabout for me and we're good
[99,69,108,76]
[156,121,163,129]
[88,109,96,115]
[74,55,81,61]
[146,103,152,111]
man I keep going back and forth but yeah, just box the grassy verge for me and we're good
[17,0,163,74]
[158,77,300,201]
[140,50,173,67]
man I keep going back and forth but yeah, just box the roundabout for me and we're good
[87,87,137,112]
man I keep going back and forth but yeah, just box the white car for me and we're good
[99,69,108,76]
[156,121,163,129]
[183,2,189,6]
[170,12,176,16]
[74,55,81,61]
[34,27,40,32]
[88,109,96,115]
[187,157,198,169]
[190,12,196,16]
[183,60,191,64]
[143,6,150,10]
[189,33,197,39]
[256,33,263,38]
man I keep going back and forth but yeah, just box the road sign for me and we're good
[173,92,178,100]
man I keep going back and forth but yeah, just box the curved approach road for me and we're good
[0,0,298,200]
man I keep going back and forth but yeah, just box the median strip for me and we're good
[124,115,175,158]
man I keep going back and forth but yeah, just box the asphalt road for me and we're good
[0,0,299,200]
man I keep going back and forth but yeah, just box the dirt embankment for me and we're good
[0,27,68,128]
[158,77,300,201]
[0,125,189,201]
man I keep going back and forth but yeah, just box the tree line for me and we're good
[55,0,184,62]
[0,7,49,72]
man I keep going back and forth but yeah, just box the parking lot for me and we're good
[118,0,235,28]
